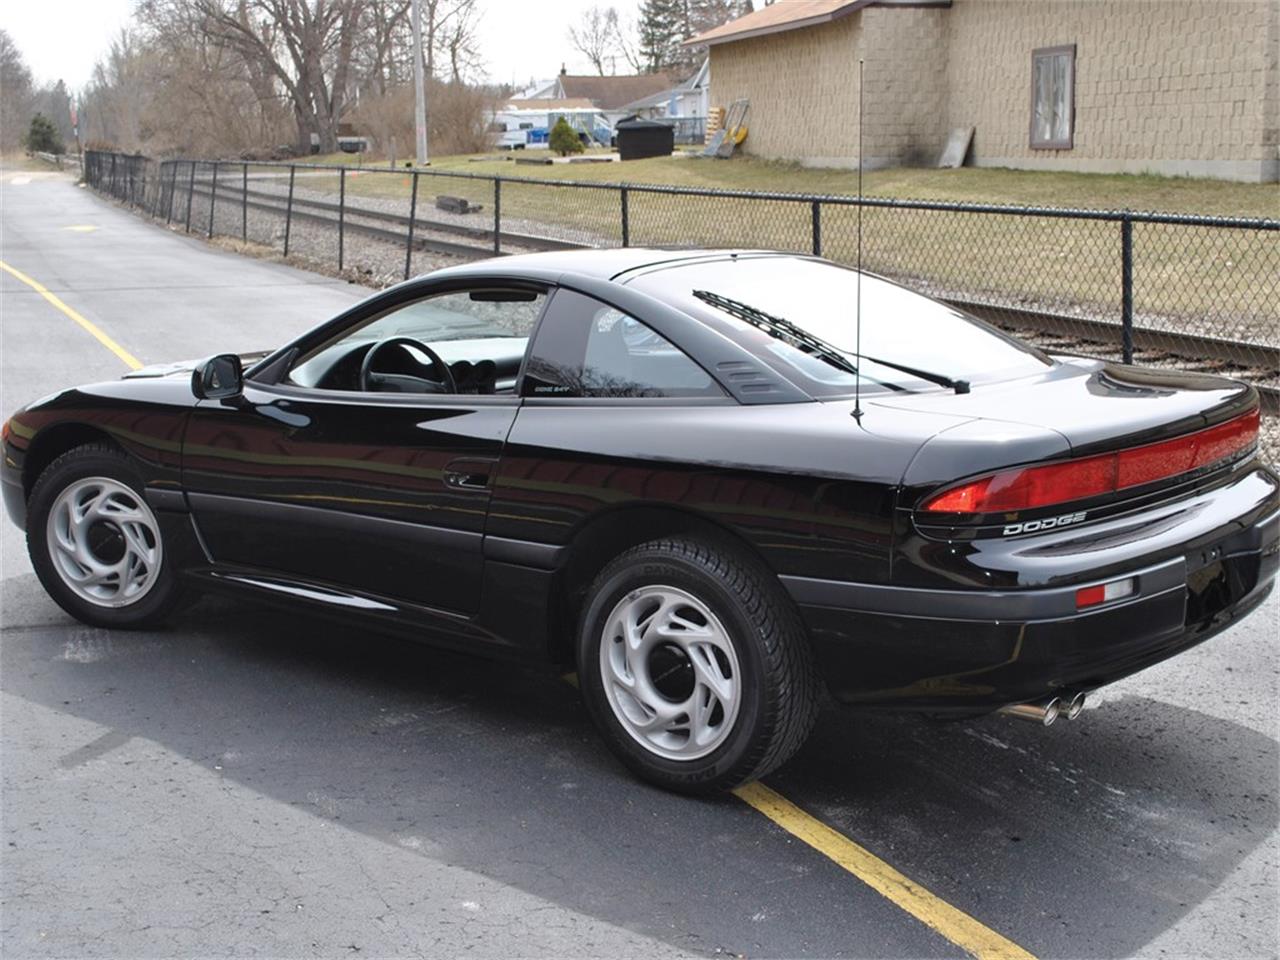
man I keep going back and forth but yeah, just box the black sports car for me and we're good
[4,250,1276,793]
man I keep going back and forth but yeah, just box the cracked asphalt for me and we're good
[1,168,1277,958]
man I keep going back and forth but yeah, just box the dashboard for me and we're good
[289,337,529,395]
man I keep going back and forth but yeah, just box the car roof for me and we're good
[416,248,798,285]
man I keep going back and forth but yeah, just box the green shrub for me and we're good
[24,113,65,154]
[549,116,584,157]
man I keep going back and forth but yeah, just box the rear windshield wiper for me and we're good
[694,290,861,376]
[858,354,970,395]
[692,290,970,394]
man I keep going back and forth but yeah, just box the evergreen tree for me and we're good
[637,0,749,74]
[637,0,683,73]
[24,113,65,154]
[549,116,585,156]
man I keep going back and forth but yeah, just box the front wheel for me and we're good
[27,443,186,628]
[577,538,819,793]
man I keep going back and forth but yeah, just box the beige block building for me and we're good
[696,0,1279,182]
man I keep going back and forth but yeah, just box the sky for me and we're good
[1,0,647,92]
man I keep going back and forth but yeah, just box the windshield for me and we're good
[628,257,1051,398]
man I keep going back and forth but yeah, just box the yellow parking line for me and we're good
[0,259,142,370]
[734,782,1037,960]
[560,669,1033,957]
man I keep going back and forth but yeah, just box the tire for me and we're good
[27,443,186,629]
[577,537,819,794]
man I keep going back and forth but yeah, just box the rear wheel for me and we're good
[27,443,186,628]
[577,537,819,793]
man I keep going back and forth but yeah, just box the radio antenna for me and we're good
[853,57,865,420]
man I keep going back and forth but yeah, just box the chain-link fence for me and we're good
[84,150,1279,458]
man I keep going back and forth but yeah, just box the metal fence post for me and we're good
[208,161,218,239]
[110,153,117,198]
[405,171,419,280]
[621,187,630,247]
[241,163,249,241]
[1121,216,1134,364]
[184,161,196,233]
[283,165,296,257]
[165,163,175,224]
[493,178,502,255]
[338,168,346,271]
[811,200,822,256]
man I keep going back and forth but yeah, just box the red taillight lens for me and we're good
[922,408,1259,515]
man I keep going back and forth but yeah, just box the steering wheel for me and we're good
[359,337,457,394]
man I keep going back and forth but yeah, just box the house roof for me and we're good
[689,0,949,47]
[504,98,597,112]
[620,88,678,112]
[617,60,709,113]
[557,73,678,110]
[516,78,557,99]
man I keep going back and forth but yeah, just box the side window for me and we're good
[288,288,545,393]
[523,289,723,399]
[1030,44,1075,150]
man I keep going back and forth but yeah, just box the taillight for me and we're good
[922,408,1259,514]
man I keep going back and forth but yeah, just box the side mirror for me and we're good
[192,354,244,401]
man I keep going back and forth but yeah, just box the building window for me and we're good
[1030,45,1075,150]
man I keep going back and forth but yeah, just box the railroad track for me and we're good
[185,181,585,258]
[180,180,1278,407]
[959,301,1279,409]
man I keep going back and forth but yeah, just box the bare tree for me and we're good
[441,0,482,84]
[357,0,411,95]
[0,30,35,151]
[139,0,368,153]
[568,5,621,76]
[80,0,489,159]
[412,0,483,84]
[84,31,149,148]
[613,10,646,74]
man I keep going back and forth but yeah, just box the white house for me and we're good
[616,60,711,143]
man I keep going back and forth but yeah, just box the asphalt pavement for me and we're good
[1,166,1277,958]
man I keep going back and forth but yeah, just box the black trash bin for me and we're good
[615,118,675,161]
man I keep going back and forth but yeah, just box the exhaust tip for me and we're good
[998,697,1060,726]
[1042,697,1061,726]
[1063,692,1086,720]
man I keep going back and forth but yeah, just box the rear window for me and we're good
[627,257,1051,398]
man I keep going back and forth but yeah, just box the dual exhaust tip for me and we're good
[998,691,1086,727]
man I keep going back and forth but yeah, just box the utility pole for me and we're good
[410,0,429,165]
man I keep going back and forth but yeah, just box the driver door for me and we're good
[182,283,547,616]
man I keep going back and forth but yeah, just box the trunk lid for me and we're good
[886,358,1261,528]
[879,357,1255,461]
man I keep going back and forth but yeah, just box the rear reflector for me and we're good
[1076,578,1135,609]
[922,408,1259,514]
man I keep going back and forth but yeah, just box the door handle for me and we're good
[444,470,490,490]
[443,458,495,491]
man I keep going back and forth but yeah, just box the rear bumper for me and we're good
[783,471,1279,712]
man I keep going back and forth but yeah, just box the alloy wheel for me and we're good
[45,476,163,608]
[598,584,742,761]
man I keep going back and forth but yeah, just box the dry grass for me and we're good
[0,152,72,174]
[262,154,1277,343]
[391,151,1279,218]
